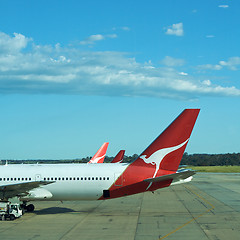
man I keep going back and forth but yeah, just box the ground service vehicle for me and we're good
[0,202,23,220]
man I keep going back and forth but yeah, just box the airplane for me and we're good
[111,150,125,163]
[0,109,200,212]
[88,142,109,163]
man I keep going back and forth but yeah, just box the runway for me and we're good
[0,173,240,240]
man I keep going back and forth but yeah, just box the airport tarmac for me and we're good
[0,173,240,240]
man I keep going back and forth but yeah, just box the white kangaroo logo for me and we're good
[139,139,189,190]
[89,154,105,164]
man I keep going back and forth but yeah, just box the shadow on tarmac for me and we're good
[34,207,77,215]
[34,206,100,215]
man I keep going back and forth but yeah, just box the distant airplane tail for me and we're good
[111,150,125,163]
[88,142,109,164]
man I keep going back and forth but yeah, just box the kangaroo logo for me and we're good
[89,154,105,164]
[139,139,189,189]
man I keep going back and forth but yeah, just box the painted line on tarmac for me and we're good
[159,185,215,240]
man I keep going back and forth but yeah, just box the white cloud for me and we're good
[218,5,229,8]
[107,34,117,39]
[0,31,240,99]
[198,64,223,70]
[206,35,215,38]
[198,57,240,71]
[80,34,105,45]
[166,23,184,36]
[220,57,240,70]
[50,55,71,63]
[161,56,185,67]
[179,72,188,76]
[79,33,117,45]
[202,80,211,86]
[121,27,130,31]
[113,26,130,31]
[0,32,32,53]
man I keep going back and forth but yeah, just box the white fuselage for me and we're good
[0,163,129,201]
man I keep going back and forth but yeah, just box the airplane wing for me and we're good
[0,181,54,200]
[143,170,195,183]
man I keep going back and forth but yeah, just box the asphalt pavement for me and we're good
[0,173,240,240]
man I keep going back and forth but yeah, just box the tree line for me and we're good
[1,152,240,166]
[180,152,240,166]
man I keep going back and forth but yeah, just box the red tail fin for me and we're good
[111,150,125,163]
[88,142,109,163]
[133,109,200,173]
[100,109,199,199]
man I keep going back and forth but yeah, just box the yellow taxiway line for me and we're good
[159,185,215,240]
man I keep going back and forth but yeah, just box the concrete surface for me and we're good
[0,173,240,240]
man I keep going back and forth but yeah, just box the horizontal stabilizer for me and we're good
[143,170,195,183]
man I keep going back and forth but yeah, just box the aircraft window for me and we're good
[73,177,76,180]
[77,177,79,180]
[14,178,16,181]
[55,177,57,180]
[99,177,102,180]
[88,177,90,180]
[0,178,2,181]
[62,177,64,180]
[11,178,13,181]
[3,178,6,181]
[44,177,46,180]
[47,177,50,180]
[84,177,87,180]
[92,177,94,180]
[69,177,72,180]
[25,178,27,181]
[103,177,105,180]
[7,178,9,181]
[96,177,98,180]
[29,178,31,181]
[22,178,24,181]
[107,177,109,180]
[58,177,61,180]
[18,178,20,181]
[51,177,54,181]
[66,177,68,180]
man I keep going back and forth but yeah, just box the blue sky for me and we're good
[0,0,240,159]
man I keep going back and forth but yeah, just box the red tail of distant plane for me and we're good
[88,142,109,164]
[102,109,200,199]
[111,150,125,163]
